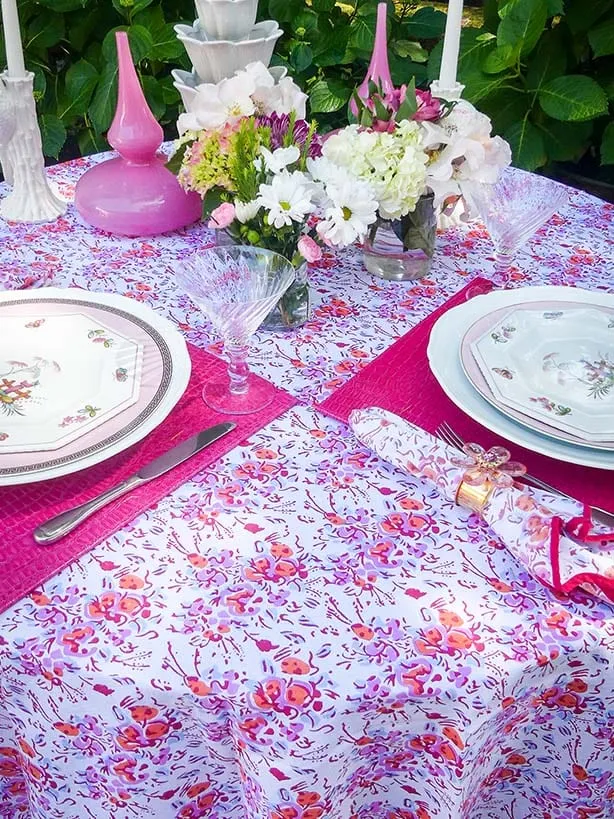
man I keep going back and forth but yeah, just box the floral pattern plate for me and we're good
[468,303,614,442]
[460,302,614,451]
[0,312,142,453]
[0,289,190,485]
[428,286,614,470]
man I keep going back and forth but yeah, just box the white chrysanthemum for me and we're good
[317,178,378,247]
[234,199,261,223]
[257,170,316,229]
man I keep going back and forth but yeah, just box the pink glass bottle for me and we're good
[353,2,394,111]
[75,31,201,237]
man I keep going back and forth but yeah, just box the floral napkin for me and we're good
[350,407,614,603]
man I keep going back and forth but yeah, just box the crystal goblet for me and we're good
[177,246,294,415]
[463,171,568,281]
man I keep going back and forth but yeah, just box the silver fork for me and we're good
[436,421,614,529]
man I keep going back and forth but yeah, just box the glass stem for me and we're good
[493,251,514,285]
[226,342,250,395]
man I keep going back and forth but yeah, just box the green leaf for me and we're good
[141,75,165,121]
[78,129,108,157]
[497,0,547,56]
[268,0,303,24]
[58,59,99,120]
[526,29,567,91]
[546,0,564,14]
[88,61,118,134]
[39,114,67,159]
[538,118,593,161]
[565,0,613,34]
[134,7,184,62]
[101,25,153,65]
[165,140,191,176]
[539,75,609,121]
[26,12,65,51]
[349,12,377,53]
[37,0,88,11]
[601,122,614,164]
[393,40,428,63]
[309,78,351,113]
[479,87,530,133]
[405,7,447,39]
[504,118,546,170]
[588,19,614,58]
[483,44,519,74]
[291,43,313,73]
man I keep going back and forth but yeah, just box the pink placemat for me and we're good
[319,277,614,510]
[0,344,297,614]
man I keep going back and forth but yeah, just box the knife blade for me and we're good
[33,422,236,546]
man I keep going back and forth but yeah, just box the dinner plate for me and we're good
[460,302,614,451]
[0,289,191,486]
[427,285,614,470]
[467,302,614,442]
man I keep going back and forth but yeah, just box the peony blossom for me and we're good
[297,235,322,263]
[208,202,236,229]
[178,74,256,134]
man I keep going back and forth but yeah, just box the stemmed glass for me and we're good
[177,246,295,414]
[463,170,568,282]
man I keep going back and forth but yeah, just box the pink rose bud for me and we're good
[208,202,236,229]
[413,89,442,122]
[298,235,323,263]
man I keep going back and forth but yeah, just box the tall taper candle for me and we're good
[439,0,463,90]
[1,0,27,77]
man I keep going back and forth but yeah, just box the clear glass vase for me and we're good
[363,193,437,281]
[261,260,310,330]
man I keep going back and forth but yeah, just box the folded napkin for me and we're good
[350,407,614,603]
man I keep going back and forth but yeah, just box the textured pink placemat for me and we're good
[0,344,297,614]
[319,277,614,510]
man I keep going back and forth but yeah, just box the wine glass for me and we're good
[463,170,568,281]
[177,245,295,414]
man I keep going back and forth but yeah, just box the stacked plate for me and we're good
[0,289,191,486]
[427,285,614,470]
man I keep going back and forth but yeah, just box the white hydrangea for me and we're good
[322,120,428,220]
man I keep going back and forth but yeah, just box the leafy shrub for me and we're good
[431,0,614,170]
[1,0,444,161]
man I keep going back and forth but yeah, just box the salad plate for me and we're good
[0,289,191,486]
[468,303,614,442]
[0,312,142,453]
[427,285,614,470]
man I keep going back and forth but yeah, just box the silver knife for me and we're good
[34,422,236,546]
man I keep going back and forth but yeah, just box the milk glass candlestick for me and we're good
[0,0,66,221]
[431,0,465,101]
[1,0,26,77]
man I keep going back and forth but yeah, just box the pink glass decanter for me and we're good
[74,32,201,237]
[352,2,394,112]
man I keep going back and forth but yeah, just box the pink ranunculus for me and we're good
[413,89,442,122]
[298,235,322,263]
[208,202,236,229]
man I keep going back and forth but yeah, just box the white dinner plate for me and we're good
[0,289,191,485]
[427,285,614,470]
[468,302,614,441]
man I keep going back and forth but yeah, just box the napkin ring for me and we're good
[451,441,527,516]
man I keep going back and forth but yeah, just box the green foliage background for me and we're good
[0,0,612,172]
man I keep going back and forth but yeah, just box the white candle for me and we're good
[439,0,463,90]
[1,0,26,77]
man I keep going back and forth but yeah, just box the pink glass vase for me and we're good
[352,2,394,113]
[75,32,201,237]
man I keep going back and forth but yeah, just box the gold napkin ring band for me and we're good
[455,477,496,515]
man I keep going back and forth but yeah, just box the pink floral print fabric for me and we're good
[0,154,613,818]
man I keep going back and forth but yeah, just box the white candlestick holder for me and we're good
[0,71,66,222]
[430,80,465,101]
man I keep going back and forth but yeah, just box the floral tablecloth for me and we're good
[0,156,613,819]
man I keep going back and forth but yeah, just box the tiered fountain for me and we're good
[171,0,283,110]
